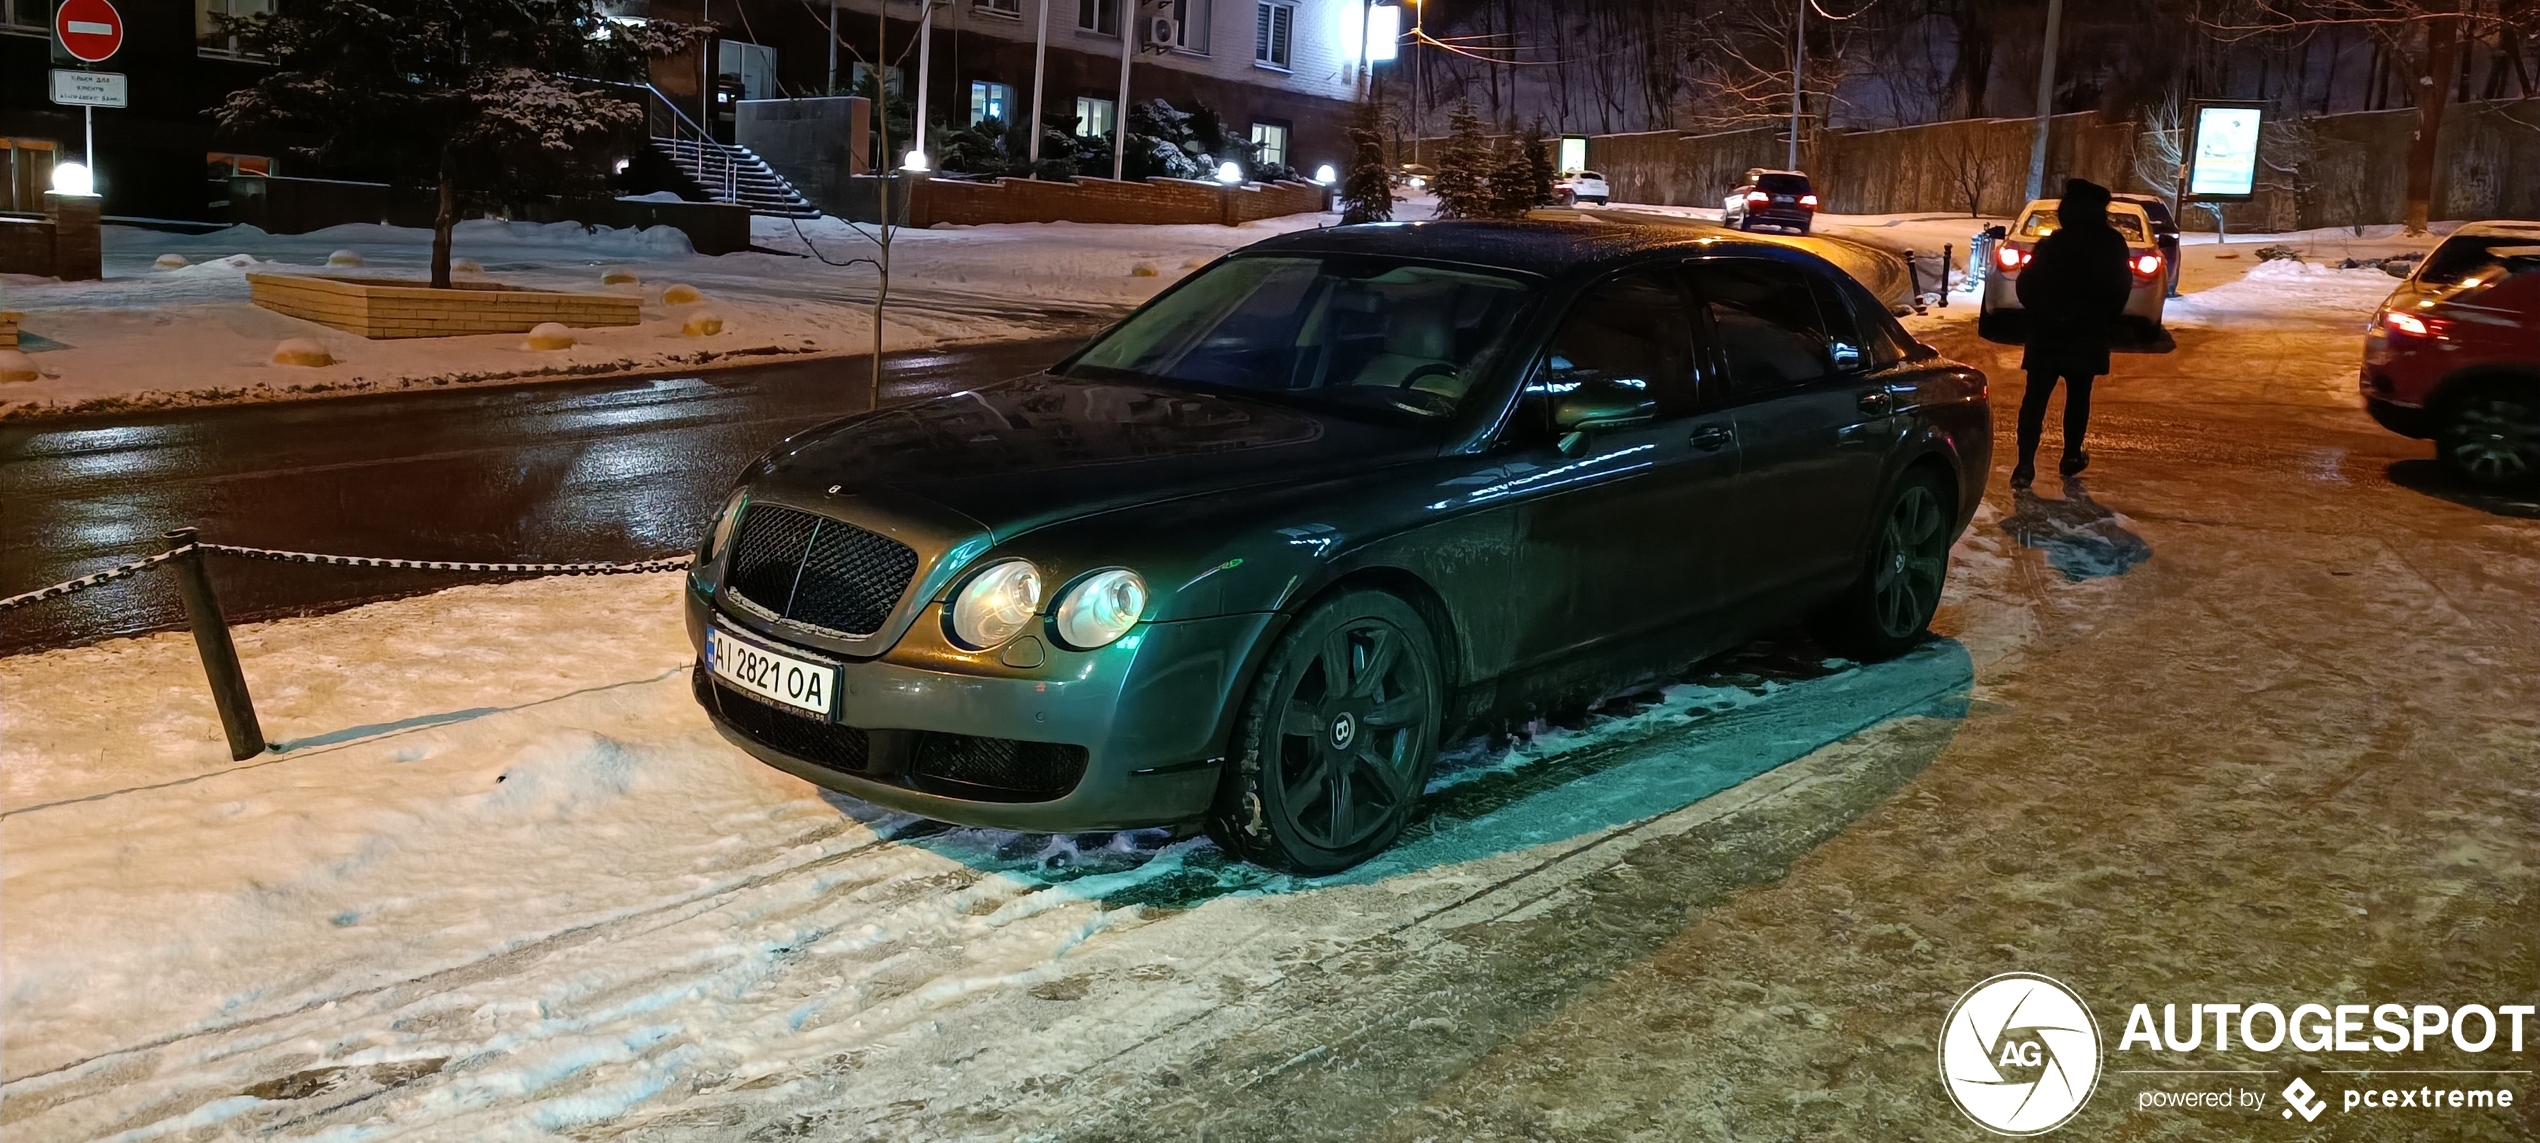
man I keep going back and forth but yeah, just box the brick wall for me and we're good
[0,215,53,276]
[247,274,642,340]
[880,175,1327,227]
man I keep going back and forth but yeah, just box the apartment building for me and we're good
[632,0,1373,179]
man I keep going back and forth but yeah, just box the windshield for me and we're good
[1064,255,1537,419]
[2018,207,2148,243]
[2416,235,2540,285]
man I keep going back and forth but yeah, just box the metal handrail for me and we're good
[584,77,737,203]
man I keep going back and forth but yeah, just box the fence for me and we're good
[2,529,691,761]
[1407,100,2540,231]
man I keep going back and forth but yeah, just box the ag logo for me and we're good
[1939,972,2102,1135]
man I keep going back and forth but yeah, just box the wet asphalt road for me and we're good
[0,335,1091,655]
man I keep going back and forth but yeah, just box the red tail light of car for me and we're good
[1995,244,2030,272]
[1745,191,1770,204]
[1799,194,1819,209]
[2380,309,2449,339]
[2131,252,2163,279]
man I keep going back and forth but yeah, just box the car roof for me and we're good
[1240,220,1797,278]
[2452,220,2540,238]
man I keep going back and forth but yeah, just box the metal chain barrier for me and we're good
[197,543,693,578]
[0,545,200,613]
[4,530,695,760]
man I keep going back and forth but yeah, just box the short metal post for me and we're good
[1940,243,1953,307]
[163,528,267,760]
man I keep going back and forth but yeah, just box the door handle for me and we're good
[1857,391,1894,416]
[1688,424,1733,451]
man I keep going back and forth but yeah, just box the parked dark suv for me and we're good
[687,222,1990,873]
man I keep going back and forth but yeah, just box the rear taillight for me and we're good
[1799,194,1818,208]
[2131,252,2163,278]
[2381,309,2445,338]
[1746,191,1769,204]
[1994,244,2029,271]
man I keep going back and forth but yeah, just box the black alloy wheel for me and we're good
[1812,469,1953,662]
[2438,385,2540,488]
[1211,590,1443,875]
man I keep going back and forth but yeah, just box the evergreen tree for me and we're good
[1488,131,1545,219]
[1523,119,1559,209]
[1339,96,1393,225]
[215,2,694,289]
[1431,102,1494,220]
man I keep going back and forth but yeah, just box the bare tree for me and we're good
[2203,0,2519,233]
[1940,127,2013,215]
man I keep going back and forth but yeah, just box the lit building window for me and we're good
[1076,97,1117,141]
[1254,2,1292,69]
[1252,122,1289,167]
[971,81,1018,127]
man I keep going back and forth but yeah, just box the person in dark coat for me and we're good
[2011,177,2134,487]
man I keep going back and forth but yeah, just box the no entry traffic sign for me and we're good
[54,0,125,64]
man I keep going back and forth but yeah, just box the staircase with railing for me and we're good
[613,82,820,220]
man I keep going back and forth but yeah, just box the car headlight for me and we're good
[1052,568,1148,649]
[950,559,1042,649]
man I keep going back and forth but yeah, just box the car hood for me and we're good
[760,373,1444,538]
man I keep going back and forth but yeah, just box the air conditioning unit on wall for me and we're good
[1144,16,1176,49]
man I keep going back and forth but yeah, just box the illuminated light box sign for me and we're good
[2189,105,2264,200]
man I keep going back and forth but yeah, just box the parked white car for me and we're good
[1554,170,1609,206]
[1979,197,2170,342]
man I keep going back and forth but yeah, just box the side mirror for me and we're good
[1551,384,1656,432]
[1983,224,2009,240]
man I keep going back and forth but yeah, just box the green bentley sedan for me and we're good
[687,220,1991,873]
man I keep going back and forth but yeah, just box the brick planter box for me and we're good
[246,273,641,340]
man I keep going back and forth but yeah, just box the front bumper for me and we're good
[686,579,1274,832]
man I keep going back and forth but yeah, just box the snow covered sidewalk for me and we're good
[0,212,1346,420]
[0,525,2033,1141]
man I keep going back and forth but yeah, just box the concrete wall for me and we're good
[1573,100,2540,230]
[214,177,754,255]
[736,97,872,208]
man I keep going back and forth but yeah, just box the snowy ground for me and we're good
[0,211,1353,419]
[6,225,2535,1141]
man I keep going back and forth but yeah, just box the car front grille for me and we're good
[724,503,919,638]
[699,670,872,774]
[909,733,1089,802]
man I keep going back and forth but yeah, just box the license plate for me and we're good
[705,625,838,718]
[1772,195,1794,203]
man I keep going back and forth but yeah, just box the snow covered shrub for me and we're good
[212,1,697,290]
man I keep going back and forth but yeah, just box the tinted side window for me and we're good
[1531,268,1701,419]
[1685,259,1835,395]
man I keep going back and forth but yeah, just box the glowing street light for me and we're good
[1216,161,1245,186]
[1312,163,1338,186]
[52,161,95,197]
[902,150,931,173]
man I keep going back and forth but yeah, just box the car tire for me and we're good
[1811,468,1954,663]
[2436,381,2540,488]
[1208,589,1444,874]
